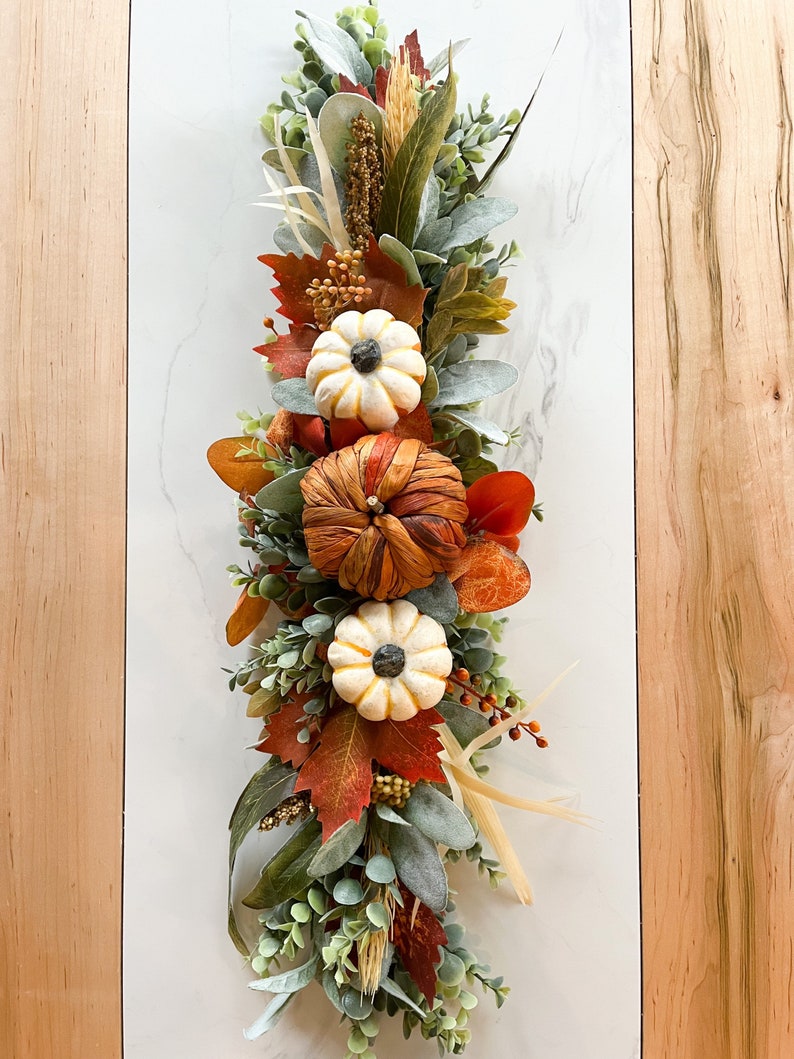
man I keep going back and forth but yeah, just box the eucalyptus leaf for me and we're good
[333,877,365,905]
[242,816,322,909]
[302,613,334,637]
[262,146,309,175]
[365,853,396,884]
[435,700,494,749]
[444,409,510,445]
[380,975,429,1019]
[299,153,347,213]
[412,249,446,265]
[297,11,372,84]
[389,823,448,911]
[342,990,375,1020]
[432,360,518,407]
[401,782,476,851]
[228,760,297,955]
[365,902,391,930]
[439,197,518,252]
[254,467,311,514]
[463,646,495,674]
[273,221,326,258]
[322,970,346,1013]
[374,802,410,825]
[378,234,422,287]
[377,66,457,246]
[319,93,384,175]
[415,175,441,240]
[308,813,367,877]
[406,575,459,624]
[248,955,319,993]
[419,366,439,405]
[243,993,294,1040]
[436,949,466,987]
[271,377,319,416]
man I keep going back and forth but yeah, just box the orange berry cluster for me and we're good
[306,249,373,329]
[446,667,549,748]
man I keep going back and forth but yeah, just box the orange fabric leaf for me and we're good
[226,589,269,646]
[292,414,330,457]
[329,417,369,450]
[393,402,434,444]
[483,531,521,553]
[208,437,275,494]
[254,324,317,378]
[392,885,447,1003]
[465,470,535,536]
[453,538,531,613]
[257,696,320,767]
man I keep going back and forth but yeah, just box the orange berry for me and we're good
[528,720,541,734]
[509,726,521,741]
[537,737,549,748]
[455,668,470,682]
[460,694,473,707]
[484,693,498,706]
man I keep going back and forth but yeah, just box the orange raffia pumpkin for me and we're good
[300,433,468,600]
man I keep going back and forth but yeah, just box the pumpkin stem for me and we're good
[366,494,386,514]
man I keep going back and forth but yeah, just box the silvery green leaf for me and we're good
[401,783,476,850]
[243,993,294,1039]
[412,249,446,265]
[262,146,309,175]
[297,11,372,84]
[302,613,333,637]
[389,823,448,911]
[380,976,429,1019]
[442,334,469,365]
[426,38,470,78]
[415,175,441,240]
[254,468,311,514]
[406,575,458,624]
[436,949,466,986]
[432,360,518,407]
[242,817,322,909]
[273,221,326,258]
[308,813,367,877]
[227,760,297,955]
[439,197,518,252]
[248,955,319,994]
[419,366,439,405]
[444,409,510,445]
[415,216,453,253]
[271,377,318,416]
[300,154,347,215]
[435,700,494,749]
[365,901,391,930]
[319,93,384,175]
[374,802,410,825]
[333,877,365,905]
[365,853,396,884]
[378,234,422,287]
[321,971,345,1013]
[342,990,374,1019]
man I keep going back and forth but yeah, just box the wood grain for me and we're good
[0,1,129,1056]
[634,0,794,1055]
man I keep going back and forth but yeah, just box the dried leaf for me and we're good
[337,74,373,100]
[401,30,431,83]
[391,885,448,1003]
[452,538,531,612]
[466,471,535,536]
[207,437,275,495]
[392,402,434,444]
[226,589,270,647]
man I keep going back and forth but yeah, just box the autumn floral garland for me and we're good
[209,5,581,1055]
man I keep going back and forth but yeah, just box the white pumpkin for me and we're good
[328,599,452,722]
[306,308,426,431]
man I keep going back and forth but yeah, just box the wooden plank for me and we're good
[634,0,794,1055]
[0,1,129,1056]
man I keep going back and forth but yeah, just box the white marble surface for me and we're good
[127,1,637,1056]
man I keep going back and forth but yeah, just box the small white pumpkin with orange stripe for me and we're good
[328,599,452,722]
[305,308,426,431]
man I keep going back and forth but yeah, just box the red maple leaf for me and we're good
[391,885,448,1003]
[259,236,428,329]
[292,705,446,838]
[257,697,320,767]
[374,65,389,109]
[254,324,317,378]
[370,708,446,783]
[294,706,374,839]
[401,31,431,84]
[338,75,373,100]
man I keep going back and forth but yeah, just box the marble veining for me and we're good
[127,1,637,1056]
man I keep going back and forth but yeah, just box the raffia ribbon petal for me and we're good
[436,662,588,906]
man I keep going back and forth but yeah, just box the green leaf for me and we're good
[436,949,466,986]
[374,802,410,826]
[243,993,294,1040]
[389,823,448,911]
[333,877,365,905]
[463,647,494,674]
[308,813,368,877]
[262,145,309,175]
[343,989,375,1020]
[321,970,346,1013]
[248,955,319,993]
[242,816,322,909]
[302,613,333,637]
[380,975,428,1019]
[435,700,494,749]
[426,38,470,79]
[365,853,396,884]
[420,365,439,404]
[377,63,458,245]
[406,575,459,624]
[271,377,319,416]
[439,197,518,252]
[378,234,422,287]
[414,216,453,254]
[227,760,297,955]
[444,409,509,445]
[319,93,384,175]
[366,901,391,930]
[436,263,469,306]
[432,360,518,407]
[401,783,476,850]
[297,11,372,84]
[254,467,310,514]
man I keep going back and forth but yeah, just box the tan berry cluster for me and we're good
[370,773,413,808]
[345,113,383,251]
[306,249,373,330]
[258,792,313,832]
